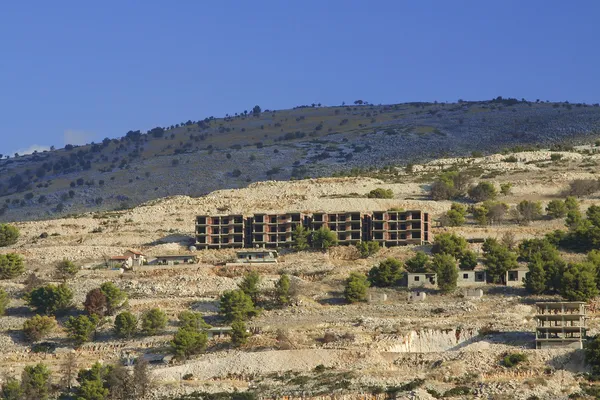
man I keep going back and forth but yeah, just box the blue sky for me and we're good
[1,1,598,155]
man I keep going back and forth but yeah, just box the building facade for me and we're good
[535,302,587,349]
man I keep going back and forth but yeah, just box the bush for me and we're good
[231,320,250,347]
[171,326,208,360]
[114,311,138,338]
[55,259,78,281]
[561,263,599,301]
[468,181,497,202]
[21,363,51,400]
[0,224,19,247]
[141,308,167,335]
[23,315,57,342]
[99,282,128,315]
[0,288,9,315]
[500,183,512,196]
[431,254,458,293]
[405,251,430,273]
[516,200,543,223]
[0,253,25,279]
[239,271,261,304]
[344,272,370,303]
[84,288,108,317]
[26,283,73,315]
[275,274,291,306]
[178,310,210,331]
[367,188,394,199]
[443,203,467,226]
[503,352,528,367]
[368,258,403,287]
[443,386,472,397]
[219,289,257,322]
[585,335,600,376]
[546,200,567,219]
[550,153,563,161]
[356,241,380,258]
[432,233,468,259]
[429,170,472,200]
[65,314,98,345]
[311,227,338,250]
[567,179,600,197]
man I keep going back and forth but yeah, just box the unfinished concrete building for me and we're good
[535,302,587,349]
[311,212,363,245]
[195,214,245,249]
[369,210,430,246]
[251,213,306,248]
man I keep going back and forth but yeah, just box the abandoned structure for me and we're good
[108,250,146,269]
[231,250,278,264]
[505,267,529,286]
[535,302,587,349]
[153,254,198,265]
[195,210,431,249]
[457,268,487,286]
[402,272,437,288]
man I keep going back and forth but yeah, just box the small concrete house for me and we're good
[153,254,198,265]
[234,250,278,264]
[402,272,437,288]
[123,250,146,266]
[505,267,529,286]
[457,269,487,286]
[108,256,133,269]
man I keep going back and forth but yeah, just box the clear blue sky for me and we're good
[1,1,598,155]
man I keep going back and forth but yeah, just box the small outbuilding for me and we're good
[153,254,198,265]
[505,267,528,286]
[457,269,487,286]
[233,250,278,264]
[402,272,437,289]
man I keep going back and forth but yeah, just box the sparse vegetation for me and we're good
[0,224,19,247]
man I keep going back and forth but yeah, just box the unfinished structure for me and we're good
[535,302,587,349]
[368,210,430,246]
[195,210,431,249]
[195,215,245,249]
[311,212,362,245]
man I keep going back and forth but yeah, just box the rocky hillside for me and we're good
[2,98,600,222]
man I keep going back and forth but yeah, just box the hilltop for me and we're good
[2,98,600,222]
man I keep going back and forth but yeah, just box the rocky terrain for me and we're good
[2,98,600,223]
[1,145,600,399]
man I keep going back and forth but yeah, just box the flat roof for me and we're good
[536,302,586,307]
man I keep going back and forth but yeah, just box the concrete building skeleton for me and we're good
[535,302,587,349]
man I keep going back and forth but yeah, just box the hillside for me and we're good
[2,98,600,222]
[1,147,600,399]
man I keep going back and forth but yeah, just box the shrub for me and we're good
[21,363,51,400]
[468,181,497,202]
[141,308,167,335]
[171,326,208,360]
[503,353,527,367]
[65,314,98,345]
[368,258,403,287]
[231,320,250,347]
[550,153,563,161]
[367,188,394,199]
[0,253,25,279]
[239,271,261,304]
[432,233,468,259]
[23,315,57,342]
[293,225,309,251]
[99,282,128,315]
[429,170,472,200]
[311,227,338,250]
[114,311,138,338]
[84,288,108,317]
[546,199,567,219]
[344,272,370,303]
[55,259,78,281]
[516,200,543,223]
[500,183,512,196]
[443,386,472,397]
[443,203,467,226]
[567,179,600,197]
[0,288,9,315]
[459,250,478,270]
[219,289,257,322]
[0,224,19,247]
[26,283,73,315]
[356,241,380,258]
[561,263,598,301]
[178,310,210,331]
[275,274,291,306]
[585,335,600,376]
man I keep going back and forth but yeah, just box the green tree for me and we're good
[516,200,543,223]
[239,271,261,304]
[432,233,468,259]
[311,227,338,250]
[546,200,567,219]
[0,377,23,400]
[99,282,127,315]
[23,315,57,342]
[141,308,167,336]
[230,320,250,347]
[84,288,108,317]
[252,105,261,116]
[500,183,512,196]
[21,363,51,400]
[65,315,98,346]
[482,238,518,283]
[0,224,19,247]
[114,311,138,339]
[55,259,78,281]
[275,274,291,306]
[0,253,25,279]
[404,251,430,273]
[585,335,600,376]
[459,250,478,270]
[429,170,472,200]
[219,289,257,322]
[561,263,599,301]
[356,241,380,258]
[76,362,111,400]
[368,257,403,287]
[171,326,208,360]
[367,188,394,199]
[444,203,467,226]
[432,254,458,293]
[178,310,210,331]
[344,272,370,303]
[564,196,580,213]
[0,288,9,315]
[524,256,547,295]
[26,283,73,315]
[468,181,497,202]
[293,225,309,251]
[518,238,565,293]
